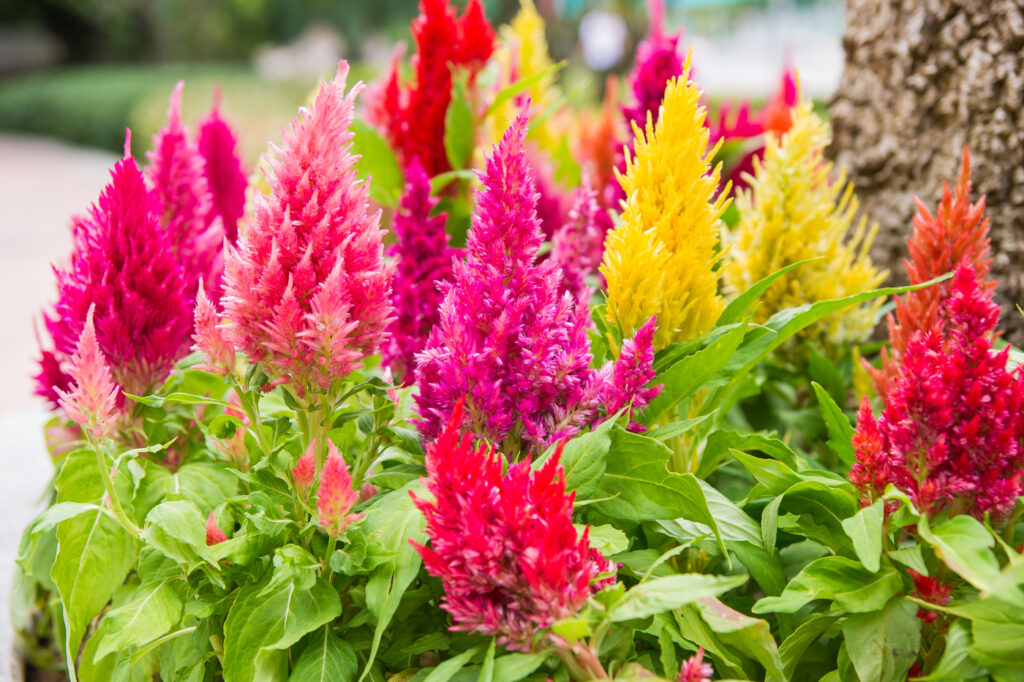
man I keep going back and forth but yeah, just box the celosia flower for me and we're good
[602,64,728,349]
[56,306,120,441]
[411,401,616,652]
[218,391,250,470]
[551,181,611,299]
[196,90,248,244]
[192,281,235,376]
[723,101,885,353]
[575,76,622,209]
[383,158,458,384]
[868,148,993,395]
[147,82,225,296]
[37,137,194,402]
[621,0,683,137]
[677,647,713,682]
[604,317,662,419]
[205,512,228,545]
[292,441,316,495]
[372,0,495,176]
[850,266,1024,518]
[222,62,394,399]
[414,111,660,450]
[907,569,951,623]
[317,442,363,536]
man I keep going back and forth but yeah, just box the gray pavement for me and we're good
[0,135,117,680]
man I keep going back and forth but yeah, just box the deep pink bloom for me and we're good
[147,82,225,297]
[411,402,616,652]
[196,90,248,244]
[56,306,120,441]
[192,280,235,376]
[292,441,316,494]
[907,569,951,623]
[413,111,660,450]
[383,158,458,384]
[850,266,1024,518]
[205,511,228,545]
[222,62,394,398]
[621,0,683,137]
[317,441,363,536]
[550,181,612,299]
[604,317,662,421]
[38,140,194,402]
[677,647,713,682]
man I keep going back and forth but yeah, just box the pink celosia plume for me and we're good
[196,89,248,244]
[56,306,120,441]
[317,441,363,536]
[205,512,228,545]
[222,61,394,399]
[192,280,235,376]
[677,647,713,682]
[411,401,615,652]
[292,441,316,494]
[550,180,613,299]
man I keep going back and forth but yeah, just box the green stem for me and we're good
[240,390,273,457]
[323,533,338,581]
[92,438,140,537]
[1003,503,1024,545]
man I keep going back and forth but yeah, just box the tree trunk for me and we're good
[830,0,1024,343]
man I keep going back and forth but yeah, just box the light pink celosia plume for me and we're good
[677,647,713,682]
[411,400,615,652]
[205,512,228,545]
[317,441,363,536]
[56,306,120,441]
[222,61,394,399]
[192,280,235,376]
[196,88,248,244]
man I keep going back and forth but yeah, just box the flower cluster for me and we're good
[411,401,615,652]
[55,307,120,442]
[196,91,248,244]
[723,101,885,353]
[850,266,1024,518]
[621,0,683,139]
[317,442,363,535]
[370,0,495,176]
[414,111,660,450]
[221,62,394,398]
[868,148,993,395]
[601,64,728,349]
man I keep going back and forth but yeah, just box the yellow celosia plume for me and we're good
[723,101,886,351]
[601,57,729,349]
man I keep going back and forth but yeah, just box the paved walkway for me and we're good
[0,135,117,680]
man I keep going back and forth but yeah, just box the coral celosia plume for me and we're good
[56,306,120,442]
[191,281,235,377]
[850,266,1024,518]
[196,92,248,244]
[602,64,728,349]
[205,512,228,545]
[317,441,363,535]
[414,111,660,450]
[222,62,394,398]
[411,401,615,652]
[723,101,885,352]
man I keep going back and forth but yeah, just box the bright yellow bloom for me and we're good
[601,58,729,349]
[722,101,887,351]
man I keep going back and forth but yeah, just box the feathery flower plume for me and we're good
[222,62,394,399]
[622,0,683,137]
[551,181,611,299]
[677,647,713,682]
[372,0,495,175]
[849,266,1024,518]
[205,512,228,545]
[907,569,951,623]
[411,402,616,652]
[414,110,660,450]
[192,281,235,376]
[147,82,225,295]
[56,307,120,441]
[383,158,458,384]
[868,148,993,395]
[575,76,622,209]
[602,63,728,349]
[723,101,885,353]
[603,317,662,419]
[38,137,194,402]
[218,391,250,470]
[292,441,316,494]
[317,442,363,536]
[196,90,248,244]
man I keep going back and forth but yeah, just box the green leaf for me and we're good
[811,382,856,467]
[444,73,474,170]
[477,639,496,682]
[484,62,564,118]
[918,620,985,681]
[611,573,747,622]
[695,596,785,682]
[141,500,215,571]
[351,119,403,206]
[647,413,714,443]
[55,448,104,503]
[701,430,798,477]
[491,653,548,681]
[289,626,358,682]
[841,598,920,682]
[841,499,884,573]
[716,258,821,327]
[421,645,485,682]
[918,515,1001,591]
[779,614,840,679]
[753,557,903,615]
[124,391,231,408]
[430,169,477,194]
[94,579,183,660]
[534,416,614,499]
[583,524,630,555]
[51,507,138,679]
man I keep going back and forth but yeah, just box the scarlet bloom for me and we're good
[850,266,1024,518]
[677,647,713,682]
[222,62,393,398]
[907,569,951,623]
[411,401,616,653]
[316,442,363,536]
[56,306,120,442]
[205,512,228,546]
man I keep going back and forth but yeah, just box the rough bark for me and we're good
[830,0,1024,343]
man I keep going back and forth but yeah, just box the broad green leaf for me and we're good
[701,430,798,476]
[753,557,903,614]
[779,614,840,678]
[886,546,928,576]
[647,413,714,443]
[918,515,1000,591]
[492,653,548,681]
[583,524,630,555]
[95,579,183,659]
[716,258,820,327]
[52,507,137,680]
[421,645,485,682]
[18,501,100,565]
[841,598,920,682]
[141,500,215,571]
[478,639,496,682]
[534,416,615,498]
[289,626,358,682]
[444,73,474,170]
[808,351,847,407]
[811,382,856,466]
[484,62,564,118]
[730,450,848,497]
[841,499,884,573]
[919,620,985,681]
[695,596,785,682]
[351,119,403,206]
[55,448,104,503]
[430,169,477,194]
[125,391,231,408]
[611,573,747,622]
[775,481,859,554]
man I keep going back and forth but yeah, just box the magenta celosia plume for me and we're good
[413,110,660,451]
[621,0,683,136]
[221,61,394,398]
[550,181,612,299]
[56,306,120,441]
[37,138,195,403]
[147,82,225,296]
[850,265,1024,518]
[317,441,363,535]
[383,158,458,384]
[411,401,615,652]
[196,90,248,244]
